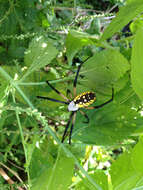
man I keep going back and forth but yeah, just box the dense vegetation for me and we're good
[0,0,143,189]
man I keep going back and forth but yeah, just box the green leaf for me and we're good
[110,137,143,190]
[29,139,56,188]
[30,139,74,190]
[130,16,143,34]
[75,171,108,190]
[131,28,143,101]
[131,136,143,174]
[73,102,143,145]
[85,18,101,35]
[101,0,143,41]
[46,149,74,190]
[80,49,130,93]
[23,36,58,80]
[66,30,95,65]
[110,152,141,190]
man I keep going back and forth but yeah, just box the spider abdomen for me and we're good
[74,92,96,108]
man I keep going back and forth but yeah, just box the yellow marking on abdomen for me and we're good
[73,92,96,108]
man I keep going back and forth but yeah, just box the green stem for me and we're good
[17,76,74,86]
[108,172,113,190]
[15,106,31,188]
[11,89,31,188]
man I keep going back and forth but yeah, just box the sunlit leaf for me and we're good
[131,28,143,101]
[46,149,74,190]
[131,136,143,174]
[110,137,143,190]
[75,171,108,190]
[101,0,143,41]
[66,30,95,65]
[80,49,130,95]
[23,36,58,79]
[30,139,74,190]
[130,15,143,34]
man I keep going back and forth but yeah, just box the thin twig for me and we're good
[0,162,27,189]
[106,4,118,14]
[0,167,25,190]
[52,6,103,13]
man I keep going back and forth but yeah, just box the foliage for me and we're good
[0,0,143,190]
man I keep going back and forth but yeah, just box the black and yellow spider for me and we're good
[37,58,114,144]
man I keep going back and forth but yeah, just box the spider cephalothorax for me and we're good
[37,58,114,144]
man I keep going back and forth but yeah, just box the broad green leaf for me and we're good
[131,136,143,173]
[131,28,143,101]
[110,138,143,190]
[73,101,143,145]
[46,150,74,190]
[101,0,143,41]
[80,49,130,94]
[29,138,55,182]
[23,36,58,80]
[30,139,74,190]
[66,30,95,65]
[110,152,142,190]
[75,171,108,190]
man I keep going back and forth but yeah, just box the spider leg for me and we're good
[79,110,89,123]
[85,88,114,110]
[61,112,74,143]
[73,63,83,97]
[69,112,77,144]
[37,96,69,105]
[73,56,91,97]
[46,81,69,102]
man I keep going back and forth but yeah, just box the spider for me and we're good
[37,58,114,144]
